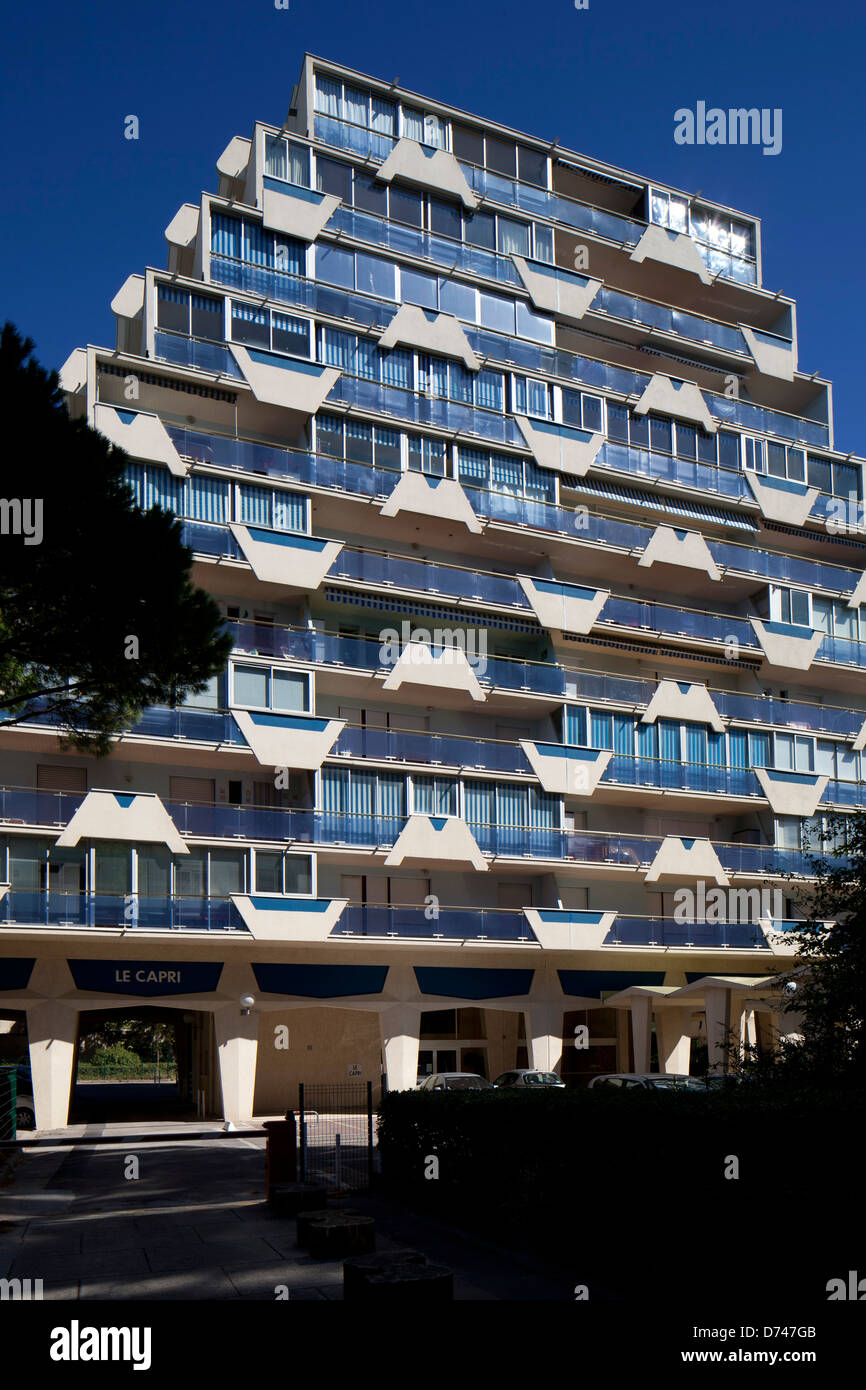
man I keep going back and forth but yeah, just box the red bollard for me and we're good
[264,1112,297,1199]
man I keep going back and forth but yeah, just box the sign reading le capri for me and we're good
[67,960,224,996]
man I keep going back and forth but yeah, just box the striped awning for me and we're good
[562,474,759,532]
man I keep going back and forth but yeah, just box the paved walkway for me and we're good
[0,1128,568,1300]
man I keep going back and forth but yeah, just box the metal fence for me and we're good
[0,1066,17,1141]
[297,1082,375,1191]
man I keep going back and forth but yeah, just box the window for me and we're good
[513,375,552,419]
[315,414,401,470]
[230,301,310,358]
[169,777,215,804]
[231,664,310,712]
[211,216,304,277]
[407,434,448,476]
[770,586,812,628]
[497,216,531,258]
[264,136,311,187]
[563,390,603,432]
[37,765,87,793]
[314,77,397,138]
[254,851,312,895]
[157,286,224,341]
[315,154,353,202]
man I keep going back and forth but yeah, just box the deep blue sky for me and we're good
[2,0,863,451]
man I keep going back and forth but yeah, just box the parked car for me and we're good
[493,1069,565,1089]
[416,1072,494,1091]
[587,1072,706,1092]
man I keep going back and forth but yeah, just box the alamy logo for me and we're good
[826,1271,866,1300]
[674,102,782,156]
[673,884,784,923]
[49,1320,152,1371]
[379,620,488,674]
[1,1277,43,1300]
[0,497,43,545]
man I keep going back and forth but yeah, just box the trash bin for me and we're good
[264,1112,297,1198]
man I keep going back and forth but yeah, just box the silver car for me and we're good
[416,1072,494,1091]
[587,1072,705,1092]
[493,1069,565,1089]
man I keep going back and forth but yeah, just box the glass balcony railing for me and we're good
[328,205,523,287]
[601,755,759,797]
[326,205,752,358]
[311,113,759,288]
[333,725,530,774]
[128,706,245,744]
[0,785,838,876]
[323,372,523,447]
[0,891,244,931]
[328,547,526,608]
[600,596,756,649]
[229,620,558,695]
[335,904,532,941]
[607,917,769,948]
[154,332,243,378]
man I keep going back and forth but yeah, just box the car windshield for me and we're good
[447,1077,489,1089]
[524,1072,560,1085]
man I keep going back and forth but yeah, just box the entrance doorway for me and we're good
[69,1007,217,1123]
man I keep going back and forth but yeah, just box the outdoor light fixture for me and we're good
[783,981,798,997]
[240,994,256,1015]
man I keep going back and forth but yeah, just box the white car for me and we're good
[587,1072,705,1092]
[416,1072,494,1091]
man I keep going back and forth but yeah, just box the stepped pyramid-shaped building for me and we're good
[3,54,864,1127]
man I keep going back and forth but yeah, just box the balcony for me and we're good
[0,786,832,875]
[311,114,758,287]
[0,890,244,932]
[328,547,526,608]
[335,903,533,942]
[229,620,565,697]
[606,917,769,948]
[333,725,529,774]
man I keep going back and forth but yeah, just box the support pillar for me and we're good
[738,1004,758,1061]
[523,1004,564,1074]
[630,994,653,1073]
[213,1006,259,1123]
[704,987,732,1073]
[656,1006,692,1075]
[25,1001,78,1131]
[379,1004,421,1092]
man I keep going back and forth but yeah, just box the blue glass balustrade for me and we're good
[154,332,244,378]
[328,548,526,607]
[162,417,851,567]
[128,706,245,744]
[602,756,759,797]
[0,892,244,932]
[0,787,839,874]
[329,206,523,287]
[335,904,532,941]
[333,725,530,774]
[229,620,564,694]
[314,115,765,294]
[607,918,769,948]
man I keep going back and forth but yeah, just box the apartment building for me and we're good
[2,54,863,1127]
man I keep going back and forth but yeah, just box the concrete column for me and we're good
[656,1006,692,1075]
[379,1004,421,1092]
[630,994,653,1073]
[615,1009,630,1071]
[523,1003,563,1073]
[25,1001,78,1131]
[213,1006,259,1123]
[738,1004,758,1061]
[704,987,732,1073]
